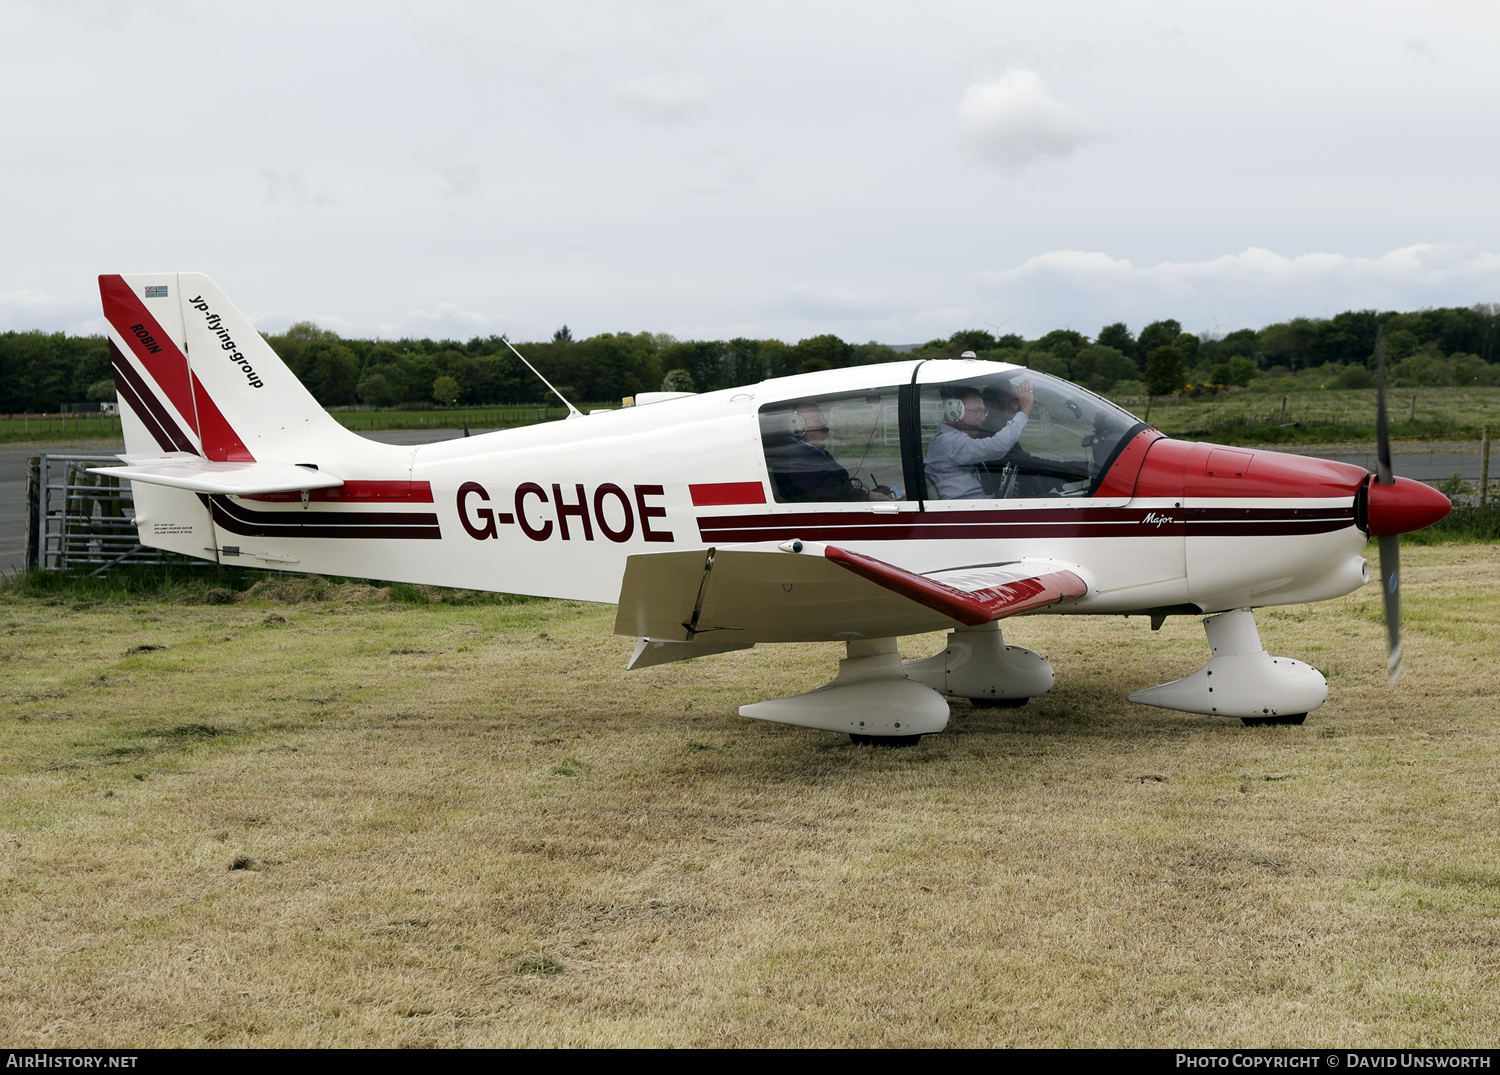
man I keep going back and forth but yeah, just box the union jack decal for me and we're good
[144,284,168,298]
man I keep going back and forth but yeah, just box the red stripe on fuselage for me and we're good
[690,481,767,506]
[240,481,435,504]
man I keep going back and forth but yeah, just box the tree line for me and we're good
[3,303,1498,413]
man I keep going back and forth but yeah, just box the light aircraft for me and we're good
[92,273,1451,745]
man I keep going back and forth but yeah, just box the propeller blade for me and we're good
[1374,327,1393,486]
[1372,327,1400,682]
[1377,533,1401,684]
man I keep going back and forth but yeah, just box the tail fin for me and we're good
[99,272,352,461]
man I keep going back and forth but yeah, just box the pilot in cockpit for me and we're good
[924,380,1033,499]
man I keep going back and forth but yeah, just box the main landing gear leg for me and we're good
[1127,608,1327,724]
[738,638,949,746]
[901,622,1055,709]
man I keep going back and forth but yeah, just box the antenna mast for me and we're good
[504,338,583,420]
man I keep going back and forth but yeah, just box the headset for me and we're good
[942,396,968,424]
[787,411,831,437]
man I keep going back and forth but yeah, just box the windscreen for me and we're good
[919,370,1141,500]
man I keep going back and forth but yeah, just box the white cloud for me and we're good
[614,73,709,123]
[685,144,768,192]
[977,244,1500,334]
[381,301,496,340]
[916,307,972,324]
[1404,38,1441,69]
[0,288,97,333]
[415,134,482,198]
[782,285,896,321]
[0,287,65,311]
[263,170,335,207]
[955,69,1101,173]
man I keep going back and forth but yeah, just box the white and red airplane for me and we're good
[93,273,1451,745]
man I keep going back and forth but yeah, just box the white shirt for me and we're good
[923,413,1029,500]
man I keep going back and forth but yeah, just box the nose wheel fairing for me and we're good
[1128,608,1327,721]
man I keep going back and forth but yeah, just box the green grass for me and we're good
[0,413,124,444]
[0,563,544,607]
[0,545,1496,1046]
[330,404,600,433]
[0,405,600,444]
[1112,386,1500,447]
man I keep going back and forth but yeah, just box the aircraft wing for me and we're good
[614,541,1089,646]
[90,452,345,495]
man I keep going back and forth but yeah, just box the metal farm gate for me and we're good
[25,454,191,575]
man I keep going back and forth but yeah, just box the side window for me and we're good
[921,372,1137,500]
[760,390,907,504]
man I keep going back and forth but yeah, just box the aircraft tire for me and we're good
[849,733,923,748]
[968,697,1028,709]
[1240,713,1308,727]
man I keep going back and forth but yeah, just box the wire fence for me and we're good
[2,412,124,439]
[25,455,197,575]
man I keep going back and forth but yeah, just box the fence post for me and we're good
[1482,424,1492,509]
[25,457,40,572]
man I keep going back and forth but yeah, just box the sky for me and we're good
[4,0,1500,344]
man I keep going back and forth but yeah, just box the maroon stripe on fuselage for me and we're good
[696,505,1353,543]
[208,495,442,540]
[111,340,198,454]
[1185,507,1353,537]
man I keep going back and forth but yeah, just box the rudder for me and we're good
[99,272,354,462]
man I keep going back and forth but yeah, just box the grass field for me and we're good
[1113,387,1500,446]
[0,407,579,446]
[0,413,123,445]
[327,405,582,434]
[1,546,1497,1047]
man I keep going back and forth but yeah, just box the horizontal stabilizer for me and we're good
[615,541,1090,646]
[91,452,344,496]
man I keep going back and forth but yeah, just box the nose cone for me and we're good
[1366,476,1452,536]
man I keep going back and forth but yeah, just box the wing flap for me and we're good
[824,546,1089,627]
[91,452,344,495]
[614,541,1090,645]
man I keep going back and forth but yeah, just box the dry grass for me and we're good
[1,546,1498,1047]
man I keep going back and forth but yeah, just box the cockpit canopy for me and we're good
[758,369,1142,504]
